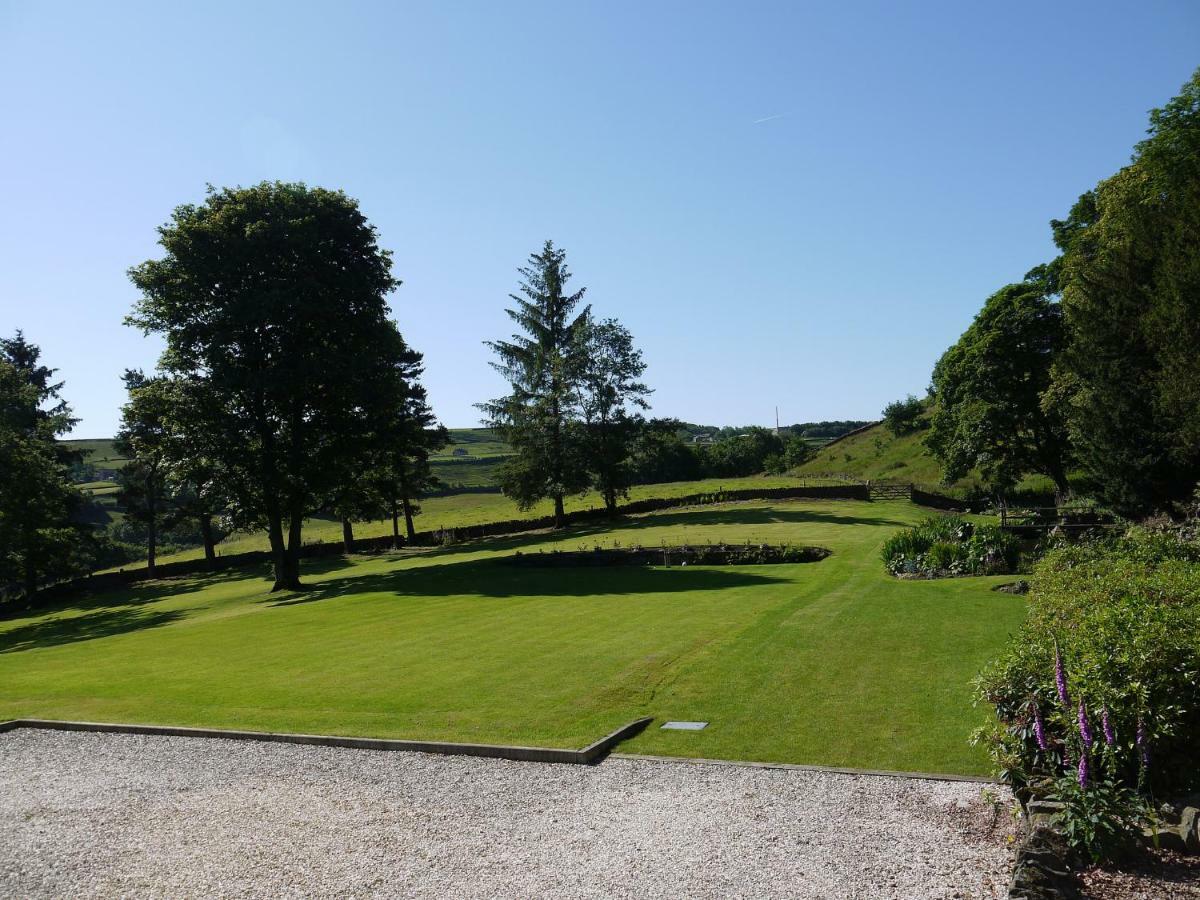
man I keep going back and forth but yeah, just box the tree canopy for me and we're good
[927,281,1071,496]
[127,182,413,590]
[1049,70,1200,515]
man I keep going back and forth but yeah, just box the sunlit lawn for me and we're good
[113,474,846,570]
[0,499,1025,775]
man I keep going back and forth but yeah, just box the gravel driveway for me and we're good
[0,729,1013,899]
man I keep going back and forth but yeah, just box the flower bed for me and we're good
[881,515,1020,577]
[501,544,831,567]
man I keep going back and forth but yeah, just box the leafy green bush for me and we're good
[882,394,925,436]
[974,529,1200,860]
[1051,775,1147,864]
[881,515,1018,577]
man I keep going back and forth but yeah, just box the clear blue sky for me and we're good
[1,1,1196,436]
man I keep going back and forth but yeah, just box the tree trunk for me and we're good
[145,473,158,579]
[199,514,216,565]
[267,508,289,592]
[282,504,304,590]
[1050,467,1071,506]
[402,497,416,541]
[553,493,565,528]
[341,517,355,554]
[604,487,617,515]
[391,499,401,550]
[22,528,36,604]
[147,515,157,579]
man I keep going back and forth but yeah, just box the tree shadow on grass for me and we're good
[1,567,265,622]
[408,504,906,564]
[263,558,789,607]
[0,608,186,654]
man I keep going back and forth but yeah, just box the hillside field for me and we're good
[0,498,1025,775]
[795,421,1058,498]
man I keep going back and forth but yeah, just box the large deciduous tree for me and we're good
[481,241,591,527]
[127,182,406,591]
[575,317,650,513]
[927,280,1072,497]
[1050,70,1200,515]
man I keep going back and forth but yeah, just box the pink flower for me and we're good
[1054,646,1070,708]
[1078,701,1093,750]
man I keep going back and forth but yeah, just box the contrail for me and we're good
[752,113,788,125]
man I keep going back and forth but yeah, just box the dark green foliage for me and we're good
[927,281,1071,496]
[365,341,448,546]
[975,530,1200,859]
[114,370,179,577]
[481,241,591,527]
[1051,69,1200,515]
[788,420,871,440]
[576,317,651,512]
[1051,775,1146,864]
[881,516,1019,577]
[783,435,815,469]
[881,395,924,436]
[629,419,703,484]
[699,427,785,477]
[127,182,407,591]
[0,333,88,601]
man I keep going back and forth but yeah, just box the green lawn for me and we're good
[0,499,1025,774]
[111,473,846,570]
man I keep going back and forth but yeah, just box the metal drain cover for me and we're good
[661,721,708,730]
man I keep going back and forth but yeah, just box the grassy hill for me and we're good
[795,421,952,487]
[0,498,1023,775]
[62,438,129,472]
[794,420,1058,499]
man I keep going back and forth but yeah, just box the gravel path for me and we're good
[0,729,1014,899]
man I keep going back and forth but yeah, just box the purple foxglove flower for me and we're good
[1033,706,1048,751]
[1077,752,1089,789]
[1054,647,1070,708]
[1136,718,1150,769]
[1101,708,1115,746]
[1078,701,1093,750]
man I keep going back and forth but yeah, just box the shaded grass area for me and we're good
[0,500,1026,774]
[110,474,846,571]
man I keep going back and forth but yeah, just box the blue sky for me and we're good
[1,1,1196,436]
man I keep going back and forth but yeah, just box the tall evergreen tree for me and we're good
[0,333,85,601]
[481,241,590,527]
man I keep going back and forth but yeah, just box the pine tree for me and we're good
[0,333,86,601]
[481,241,591,527]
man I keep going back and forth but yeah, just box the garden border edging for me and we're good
[0,716,653,765]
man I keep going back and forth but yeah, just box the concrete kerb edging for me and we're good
[610,751,998,784]
[0,718,993,782]
[0,716,654,766]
